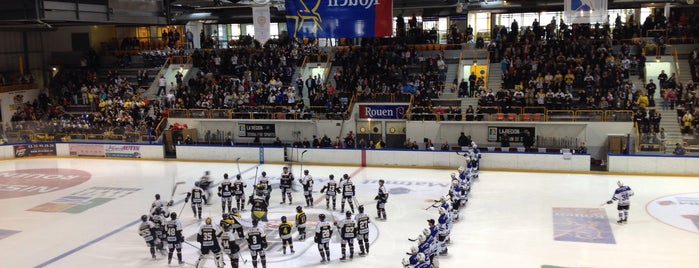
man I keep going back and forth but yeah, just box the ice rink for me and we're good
[0,158,698,268]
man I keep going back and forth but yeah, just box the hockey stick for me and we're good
[253,166,259,186]
[300,150,308,178]
[408,237,418,242]
[424,201,439,210]
[235,157,241,177]
[237,252,248,264]
[171,181,186,200]
[182,240,200,250]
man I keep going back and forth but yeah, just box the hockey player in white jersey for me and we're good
[299,170,314,207]
[218,173,234,214]
[164,212,184,265]
[605,180,634,224]
[320,175,340,210]
[339,174,356,213]
[437,207,450,256]
[199,171,214,203]
[138,214,157,259]
[232,174,247,211]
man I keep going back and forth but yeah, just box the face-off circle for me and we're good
[0,168,91,199]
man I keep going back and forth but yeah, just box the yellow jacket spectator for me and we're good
[636,93,649,109]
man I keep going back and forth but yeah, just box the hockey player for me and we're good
[339,174,356,213]
[314,213,333,263]
[402,246,419,267]
[437,207,450,255]
[232,174,247,211]
[605,180,635,224]
[150,207,167,254]
[470,141,481,178]
[320,174,340,210]
[279,167,294,205]
[249,185,269,221]
[230,208,245,239]
[295,206,307,240]
[413,253,431,268]
[375,179,388,220]
[246,219,268,268]
[258,171,272,204]
[355,205,371,255]
[219,173,234,214]
[278,216,295,254]
[138,214,157,259]
[185,181,207,220]
[152,193,164,210]
[299,170,314,207]
[337,210,358,260]
[218,217,240,268]
[165,212,184,265]
[195,217,223,268]
[199,171,214,203]
[449,180,462,221]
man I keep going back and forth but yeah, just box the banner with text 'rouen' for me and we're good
[285,0,392,38]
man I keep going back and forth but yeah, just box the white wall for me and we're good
[608,154,699,175]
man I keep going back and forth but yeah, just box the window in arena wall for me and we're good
[231,24,241,40]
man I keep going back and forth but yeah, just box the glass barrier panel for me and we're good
[547,110,575,122]
[169,109,188,118]
[189,109,209,119]
[575,110,604,122]
[606,110,634,122]
[210,109,231,119]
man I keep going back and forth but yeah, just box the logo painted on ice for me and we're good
[28,187,140,213]
[647,193,699,233]
[0,168,91,199]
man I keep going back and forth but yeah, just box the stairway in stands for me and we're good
[487,62,503,91]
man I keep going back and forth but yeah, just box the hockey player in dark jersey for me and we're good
[249,185,269,221]
[232,174,247,211]
[340,174,356,213]
[247,219,268,268]
[375,179,388,220]
[314,213,333,263]
[355,205,371,255]
[218,173,234,214]
[299,170,314,207]
[279,166,294,205]
[278,216,295,254]
[138,214,157,259]
[320,175,340,210]
[195,217,223,268]
[229,208,245,239]
[219,215,240,268]
[149,207,167,254]
[295,206,307,240]
[185,181,207,219]
[164,212,184,265]
[336,210,358,260]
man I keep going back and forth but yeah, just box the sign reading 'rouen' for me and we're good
[285,0,393,38]
[358,104,408,119]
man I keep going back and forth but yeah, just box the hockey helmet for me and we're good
[296,206,303,213]
[452,180,458,186]
[236,174,242,180]
[318,213,326,221]
[438,207,446,215]
[423,228,430,237]
[418,234,425,244]
[141,214,148,221]
[343,174,350,180]
[223,173,229,179]
[617,180,624,187]
[170,212,177,220]
[194,181,201,187]
[358,205,364,213]
[417,253,426,263]
[346,211,352,218]
[154,207,162,215]
[261,171,267,177]
[155,194,161,200]
[231,208,239,214]
[329,174,334,180]
[457,166,465,173]
[205,171,210,175]
[281,216,287,222]
[450,173,456,178]
[304,170,309,175]
[252,218,259,226]
[410,246,418,255]
[283,166,288,170]
[222,213,230,219]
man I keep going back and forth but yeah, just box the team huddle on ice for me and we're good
[138,164,388,268]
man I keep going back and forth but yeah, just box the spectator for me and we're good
[273,137,282,146]
[576,142,587,154]
[184,135,194,144]
[440,140,450,151]
[500,132,510,148]
[673,143,686,155]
